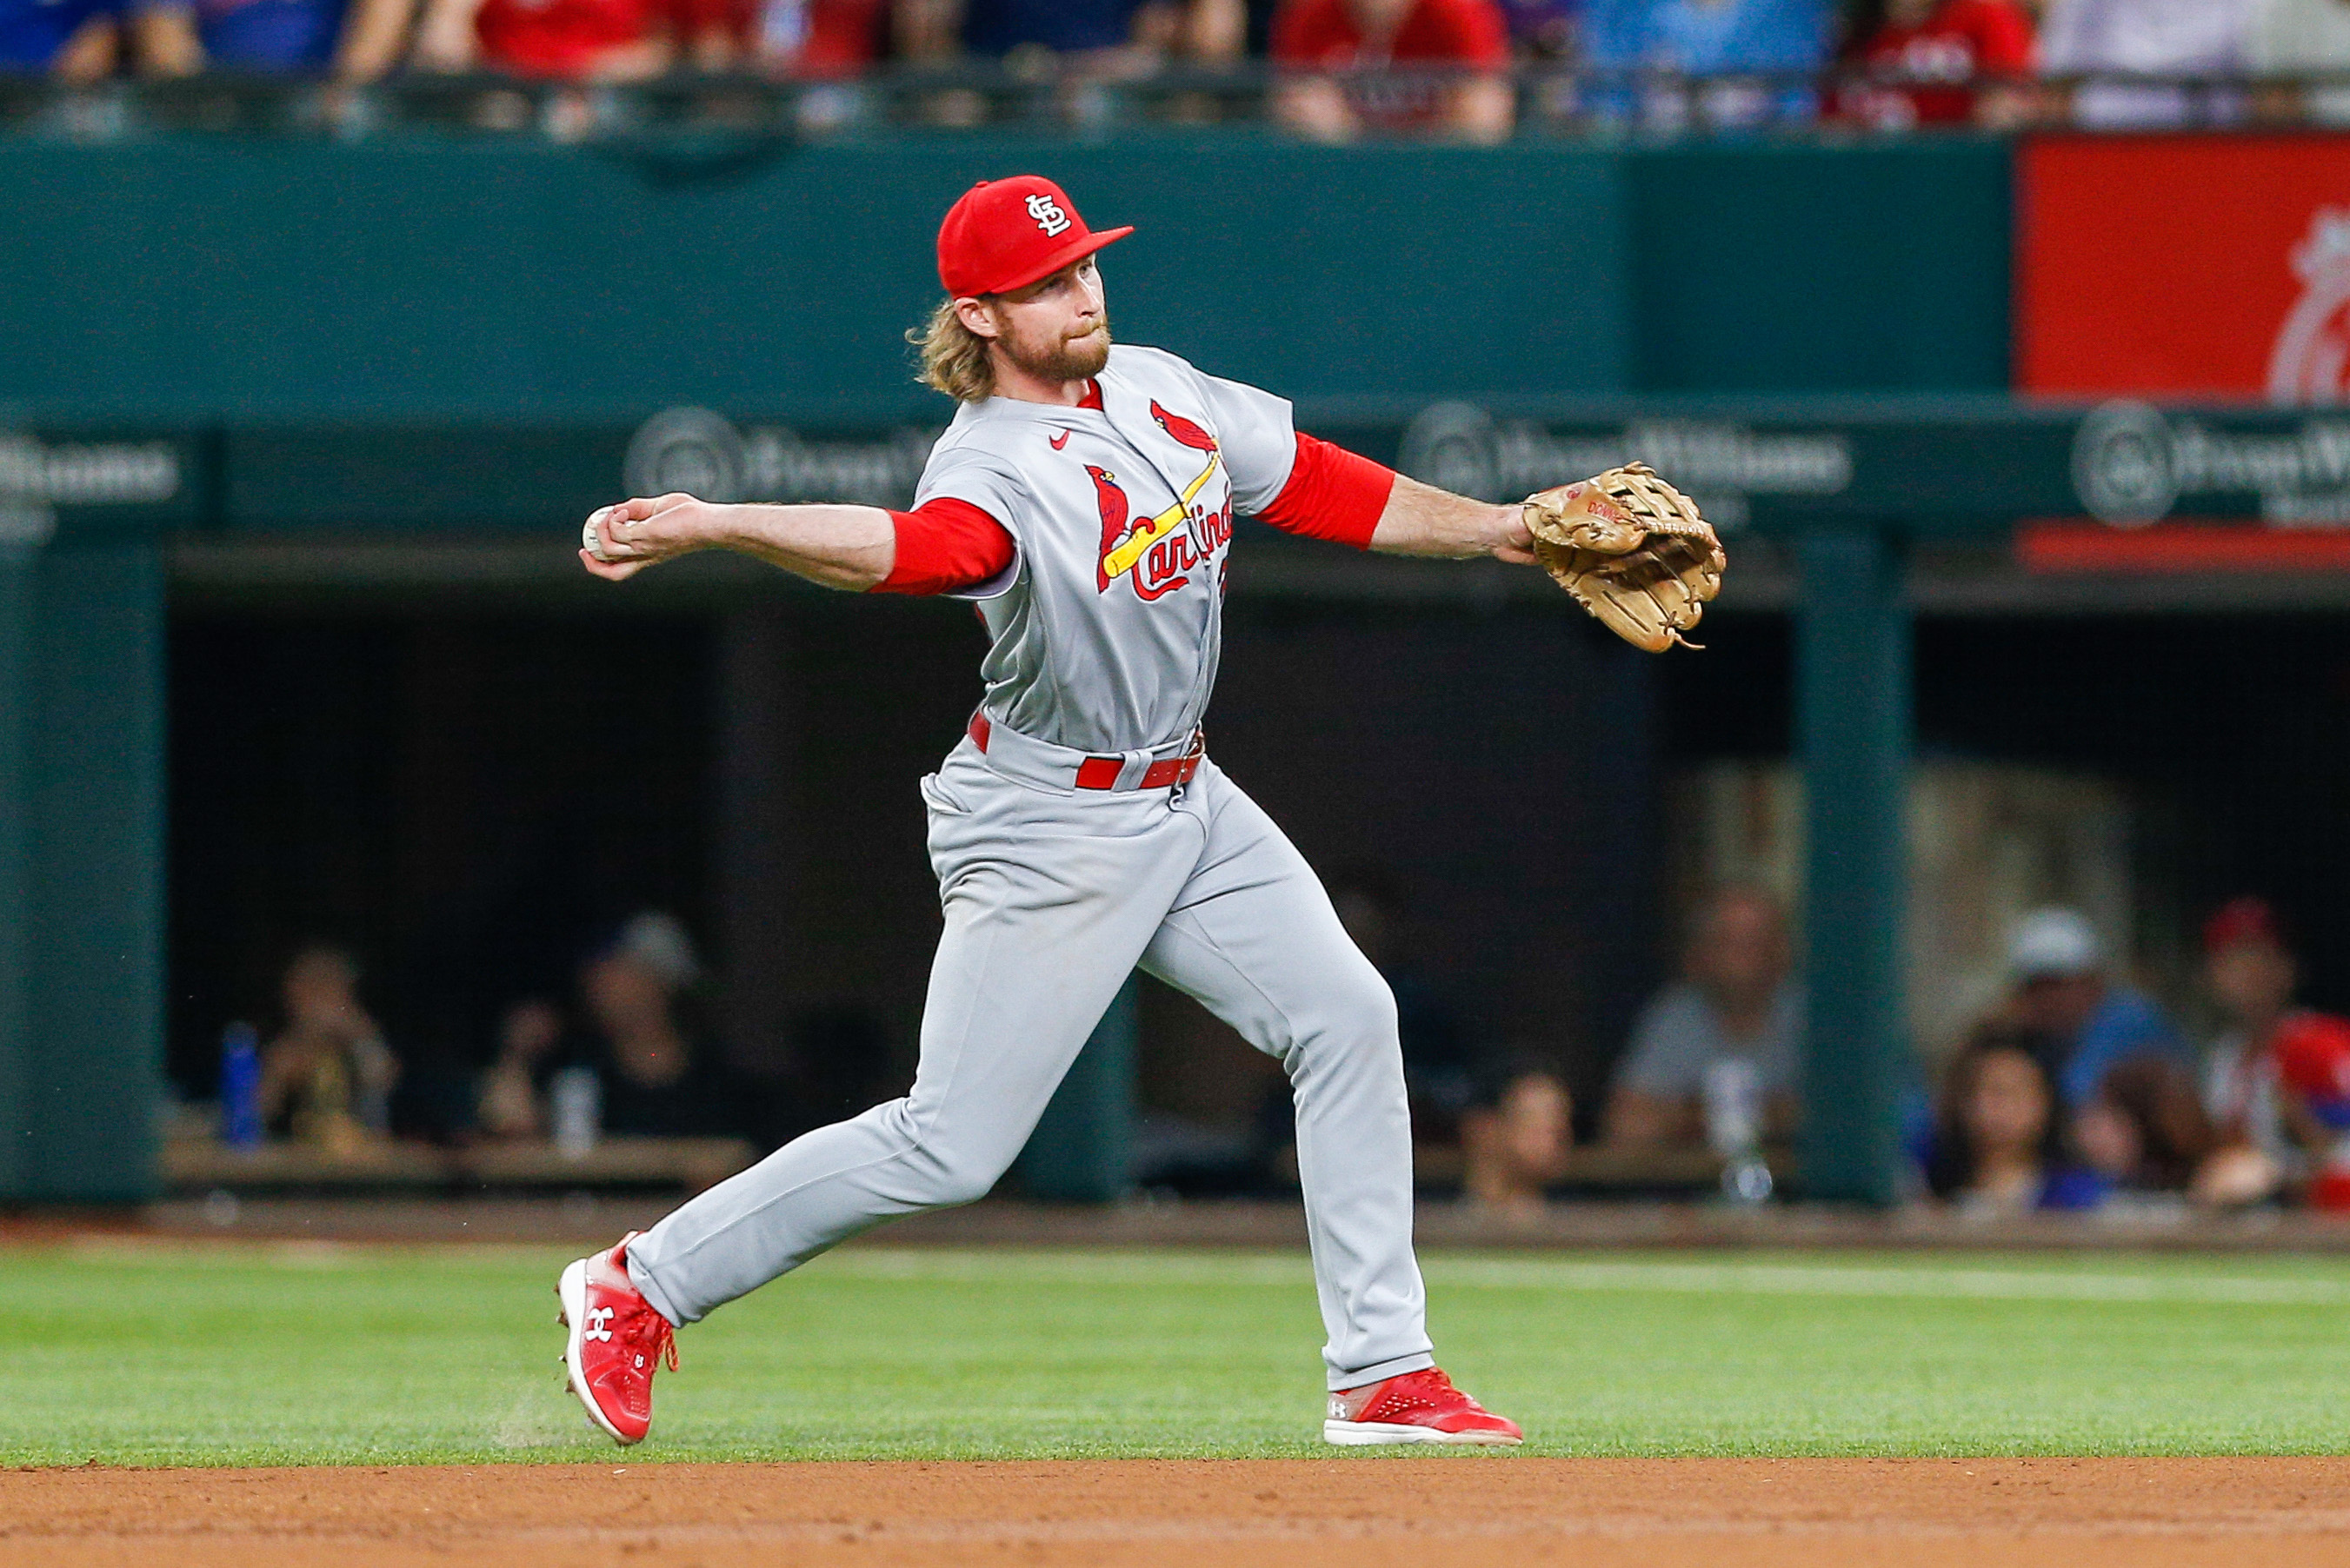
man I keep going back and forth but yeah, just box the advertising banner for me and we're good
[2018,134,2350,402]
[186,402,2350,560]
[0,429,202,548]
[2015,134,2350,563]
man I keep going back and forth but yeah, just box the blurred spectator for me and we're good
[2038,0,2253,128]
[2197,896,2350,1205]
[0,0,195,78]
[130,0,415,76]
[2247,0,2350,124]
[257,944,400,1155]
[663,0,740,70]
[412,0,669,80]
[660,0,882,76]
[2003,907,2191,1109]
[1603,885,1804,1149]
[2273,1012,2350,1210]
[897,0,1242,127]
[2201,896,2301,1185]
[476,996,564,1139]
[902,0,1244,71]
[1495,0,1574,56]
[1841,0,2035,128]
[745,0,886,74]
[1460,1064,1574,1214]
[1581,0,1833,130]
[1271,0,1515,143]
[1925,1023,2105,1213]
[2,0,110,78]
[2071,1055,2217,1198]
[576,912,746,1139]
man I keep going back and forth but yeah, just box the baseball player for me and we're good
[559,175,1720,1451]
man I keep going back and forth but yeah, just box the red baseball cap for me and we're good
[936,176,1133,299]
[2203,895,2286,955]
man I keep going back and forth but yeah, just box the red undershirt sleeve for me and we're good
[872,496,1018,596]
[1255,432,1396,550]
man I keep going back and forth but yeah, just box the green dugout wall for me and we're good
[0,134,2014,1203]
[0,512,170,1203]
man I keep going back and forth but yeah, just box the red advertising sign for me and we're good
[2016,135,2350,568]
[2018,135,2350,400]
[2015,521,2350,573]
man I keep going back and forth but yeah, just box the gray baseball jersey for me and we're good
[623,343,1435,1396]
[915,343,1297,754]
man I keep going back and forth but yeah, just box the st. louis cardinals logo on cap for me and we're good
[1025,193,1071,237]
[936,176,1134,298]
[1089,402,1234,601]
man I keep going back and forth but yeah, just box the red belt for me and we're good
[967,712,1203,792]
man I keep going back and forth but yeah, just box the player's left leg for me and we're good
[556,749,1206,1444]
[1138,760,1521,1446]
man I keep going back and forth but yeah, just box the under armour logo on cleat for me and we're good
[583,1306,616,1342]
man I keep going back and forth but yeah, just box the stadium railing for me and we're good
[0,67,2343,143]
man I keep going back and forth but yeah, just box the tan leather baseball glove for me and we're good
[1522,462,1725,652]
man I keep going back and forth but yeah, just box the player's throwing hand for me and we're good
[580,493,705,580]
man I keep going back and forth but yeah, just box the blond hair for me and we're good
[911,298,995,403]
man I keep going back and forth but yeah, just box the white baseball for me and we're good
[583,508,617,562]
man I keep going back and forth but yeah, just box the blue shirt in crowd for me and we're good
[0,0,117,70]
[2034,1165,2110,1211]
[1580,0,1827,72]
[2056,986,2193,1108]
[1497,0,1580,55]
[962,0,1140,55]
[1579,0,1828,125]
[193,0,343,70]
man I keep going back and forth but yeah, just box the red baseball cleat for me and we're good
[1323,1367,1522,1447]
[556,1232,677,1446]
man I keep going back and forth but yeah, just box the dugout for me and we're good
[160,546,1666,1166]
[15,397,2350,1207]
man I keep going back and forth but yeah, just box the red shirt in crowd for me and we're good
[1270,0,1511,131]
[476,0,877,83]
[475,0,654,76]
[787,0,884,75]
[1850,0,2034,126]
[728,0,884,76]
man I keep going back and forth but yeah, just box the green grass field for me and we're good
[10,1240,2350,1465]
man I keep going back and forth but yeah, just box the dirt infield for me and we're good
[5,1458,2350,1567]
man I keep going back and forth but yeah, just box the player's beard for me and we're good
[1001,313,1113,384]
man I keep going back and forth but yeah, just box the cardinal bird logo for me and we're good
[1149,401,1218,454]
[1089,407,1234,601]
[1088,465,1130,592]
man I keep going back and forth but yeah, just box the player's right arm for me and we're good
[583,490,1017,596]
[583,494,896,590]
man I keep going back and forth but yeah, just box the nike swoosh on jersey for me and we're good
[1049,430,1071,449]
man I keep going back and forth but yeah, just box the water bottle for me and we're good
[220,1022,262,1151]
[1701,1058,1761,1158]
[549,1066,602,1159]
[1701,1057,1774,1206]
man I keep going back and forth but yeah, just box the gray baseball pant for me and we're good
[624,740,1435,1391]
